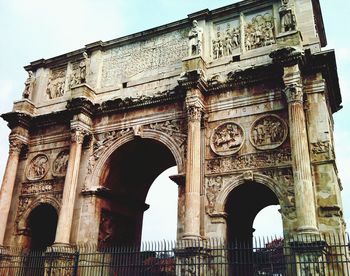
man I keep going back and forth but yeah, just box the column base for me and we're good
[297,226,319,236]
[182,233,202,241]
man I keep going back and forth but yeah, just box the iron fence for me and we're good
[0,233,349,275]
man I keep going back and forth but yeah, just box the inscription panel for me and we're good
[101,30,188,88]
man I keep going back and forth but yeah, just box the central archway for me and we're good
[98,138,177,246]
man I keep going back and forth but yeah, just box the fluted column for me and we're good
[183,94,203,240]
[54,130,86,245]
[0,138,25,245]
[283,67,318,234]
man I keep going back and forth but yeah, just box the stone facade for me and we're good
[0,0,345,263]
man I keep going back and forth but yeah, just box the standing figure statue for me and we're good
[188,20,203,56]
[79,52,89,84]
[22,71,35,99]
[279,0,297,32]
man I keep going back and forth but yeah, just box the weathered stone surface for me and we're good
[0,2,345,268]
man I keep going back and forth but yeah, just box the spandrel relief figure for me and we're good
[279,0,296,32]
[188,20,203,56]
[22,71,35,99]
[206,176,223,214]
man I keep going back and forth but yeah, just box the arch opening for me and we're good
[225,181,280,244]
[98,138,177,247]
[225,181,281,275]
[26,204,58,251]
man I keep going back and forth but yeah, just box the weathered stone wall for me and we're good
[0,0,345,255]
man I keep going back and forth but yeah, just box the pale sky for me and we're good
[0,0,349,241]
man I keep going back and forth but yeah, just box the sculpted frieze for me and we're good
[21,179,64,195]
[250,115,288,150]
[101,31,188,88]
[213,20,240,59]
[245,12,275,51]
[206,149,292,174]
[210,122,244,156]
[26,154,50,181]
[52,150,69,177]
[46,67,67,99]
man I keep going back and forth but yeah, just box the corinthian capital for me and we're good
[284,84,303,104]
[9,138,24,154]
[187,105,202,122]
[71,130,87,144]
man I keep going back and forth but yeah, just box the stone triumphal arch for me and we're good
[0,0,346,252]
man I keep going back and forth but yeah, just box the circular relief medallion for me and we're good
[26,154,49,181]
[250,114,288,150]
[52,150,69,177]
[210,122,245,156]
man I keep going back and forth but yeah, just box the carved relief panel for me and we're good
[244,11,275,51]
[250,115,288,150]
[46,67,67,99]
[212,19,240,59]
[210,122,245,156]
[26,154,50,181]
[52,150,69,177]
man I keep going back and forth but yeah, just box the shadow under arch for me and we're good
[17,196,60,251]
[93,131,180,247]
[214,173,285,275]
[17,195,61,234]
[90,129,185,189]
[214,172,285,215]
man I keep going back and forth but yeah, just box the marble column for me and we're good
[283,65,318,234]
[0,138,24,245]
[183,96,203,240]
[54,130,85,245]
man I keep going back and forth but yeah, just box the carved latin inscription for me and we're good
[26,154,49,181]
[210,122,244,156]
[101,31,188,88]
[250,115,288,150]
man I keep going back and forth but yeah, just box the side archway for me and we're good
[17,196,60,250]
